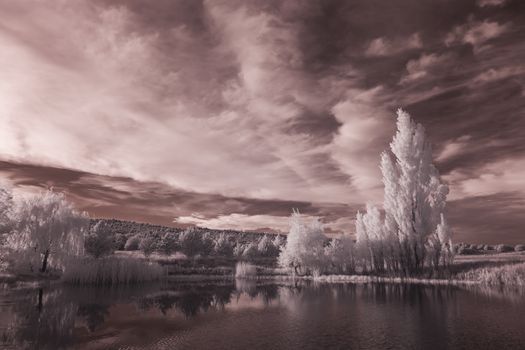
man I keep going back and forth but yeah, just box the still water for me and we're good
[1,280,524,350]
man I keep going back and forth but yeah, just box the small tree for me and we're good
[84,220,115,259]
[200,232,215,257]
[325,234,355,274]
[0,182,14,234]
[242,242,259,261]
[257,235,279,257]
[139,236,157,257]
[158,231,179,256]
[213,234,234,258]
[278,211,326,276]
[7,190,89,273]
[179,228,204,258]
[272,234,285,250]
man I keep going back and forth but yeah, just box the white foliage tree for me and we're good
[355,204,386,272]
[7,190,89,273]
[278,211,326,276]
[428,214,454,268]
[380,109,449,273]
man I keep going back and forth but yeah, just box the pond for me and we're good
[1,280,524,349]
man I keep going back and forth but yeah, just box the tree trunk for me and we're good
[41,249,49,273]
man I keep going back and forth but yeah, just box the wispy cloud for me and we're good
[445,19,510,52]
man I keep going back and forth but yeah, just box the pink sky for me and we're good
[0,0,524,243]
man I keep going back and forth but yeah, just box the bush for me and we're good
[62,256,164,285]
[514,244,525,252]
[496,244,514,253]
[124,234,141,251]
[235,262,257,279]
[458,247,478,255]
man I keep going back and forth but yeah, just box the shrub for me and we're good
[514,244,525,252]
[457,246,478,255]
[124,234,141,251]
[62,256,164,285]
[235,262,257,279]
[496,244,514,253]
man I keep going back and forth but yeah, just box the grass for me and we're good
[458,262,525,288]
[62,256,165,285]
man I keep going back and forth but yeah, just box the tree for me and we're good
[139,236,157,257]
[257,235,279,257]
[272,234,285,250]
[7,190,89,273]
[84,220,115,259]
[0,182,14,235]
[325,234,355,274]
[278,211,326,276]
[213,233,233,258]
[158,231,179,256]
[242,242,259,261]
[381,109,449,273]
[124,234,141,251]
[355,204,386,272]
[179,228,204,258]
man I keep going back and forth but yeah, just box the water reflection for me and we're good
[1,281,524,350]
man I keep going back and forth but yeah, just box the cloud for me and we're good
[175,213,291,232]
[400,53,452,84]
[364,33,422,57]
[436,135,472,162]
[445,19,509,51]
[472,66,525,84]
[477,0,507,7]
[446,156,525,199]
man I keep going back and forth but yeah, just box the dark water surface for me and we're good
[1,280,524,350]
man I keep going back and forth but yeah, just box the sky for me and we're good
[0,0,524,244]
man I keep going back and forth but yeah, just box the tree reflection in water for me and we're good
[2,281,524,349]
